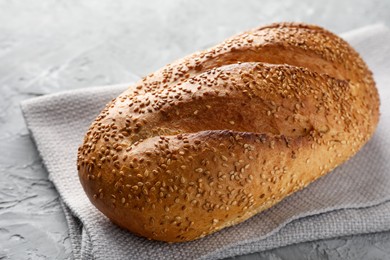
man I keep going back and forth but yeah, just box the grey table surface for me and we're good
[1,0,390,259]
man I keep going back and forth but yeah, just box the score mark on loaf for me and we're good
[77,22,379,242]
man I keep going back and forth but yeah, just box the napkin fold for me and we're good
[21,24,390,260]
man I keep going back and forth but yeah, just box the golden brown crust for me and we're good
[77,22,379,242]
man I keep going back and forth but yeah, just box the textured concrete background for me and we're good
[1,0,390,259]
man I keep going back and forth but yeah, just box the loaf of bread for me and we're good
[77,23,379,242]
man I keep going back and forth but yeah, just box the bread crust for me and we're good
[77,23,379,242]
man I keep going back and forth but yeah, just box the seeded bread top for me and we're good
[77,22,379,242]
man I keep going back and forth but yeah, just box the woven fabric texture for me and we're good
[21,25,390,260]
